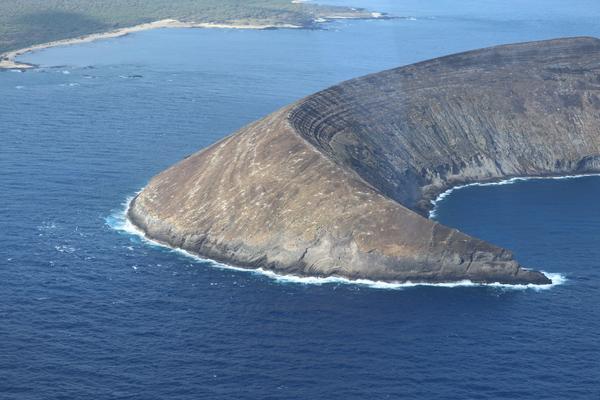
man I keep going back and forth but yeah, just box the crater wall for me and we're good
[128,37,600,284]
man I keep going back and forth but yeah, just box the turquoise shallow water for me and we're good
[2,1,600,398]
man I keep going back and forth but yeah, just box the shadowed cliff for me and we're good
[129,37,600,285]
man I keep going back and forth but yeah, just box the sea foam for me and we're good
[106,194,565,291]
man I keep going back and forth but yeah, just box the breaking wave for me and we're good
[105,194,565,291]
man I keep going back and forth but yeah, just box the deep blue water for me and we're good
[2,1,600,398]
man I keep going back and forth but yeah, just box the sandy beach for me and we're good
[0,19,302,70]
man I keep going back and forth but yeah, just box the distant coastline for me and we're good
[0,13,387,70]
[0,19,299,70]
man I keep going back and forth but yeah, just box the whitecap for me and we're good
[55,244,76,253]
[106,194,565,291]
[37,221,57,231]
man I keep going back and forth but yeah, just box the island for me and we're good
[128,37,600,285]
[0,0,386,69]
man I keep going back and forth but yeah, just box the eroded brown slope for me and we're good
[129,38,600,284]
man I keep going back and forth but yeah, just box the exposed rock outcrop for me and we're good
[129,37,600,285]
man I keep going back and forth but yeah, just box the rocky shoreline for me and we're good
[128,37,600,285]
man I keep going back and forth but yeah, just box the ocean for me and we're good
[2,1,600,398]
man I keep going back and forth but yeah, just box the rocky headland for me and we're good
[129,37,600,285]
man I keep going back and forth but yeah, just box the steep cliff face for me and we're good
[128,37,600,285]
[290,37,600,214]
